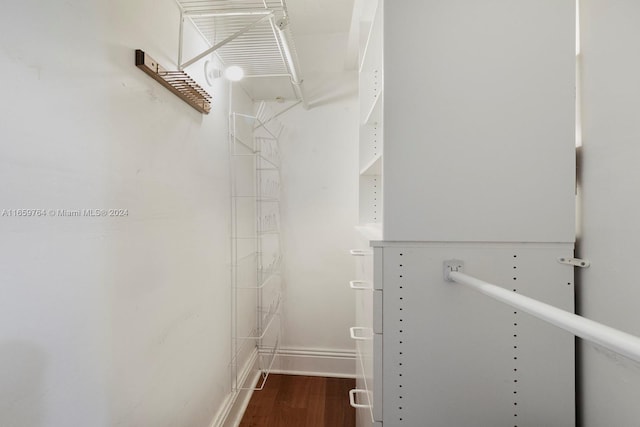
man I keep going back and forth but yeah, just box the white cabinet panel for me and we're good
[355,2,576,425]
[373,291,383,334]
[383,0,575,242]
[378,242,574,426]
[373,332,383,422]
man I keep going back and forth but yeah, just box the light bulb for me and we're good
[224,66,244,81]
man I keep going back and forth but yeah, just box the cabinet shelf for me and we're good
[363,92,382,126]
[360,153,382,176]
[355,223,383,242]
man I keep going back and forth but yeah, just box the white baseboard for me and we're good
[210,349,260,427]
[270,347,356,379]
[211,347,356,427]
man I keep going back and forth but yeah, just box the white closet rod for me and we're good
[444,261,640,364]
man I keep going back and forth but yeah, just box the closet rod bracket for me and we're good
[557,257,591,268]
[443,259,465,282]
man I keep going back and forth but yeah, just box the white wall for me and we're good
[274,32,359,373]
[276,94,359,372]
[579,1,640,426]
[0,1,251,426]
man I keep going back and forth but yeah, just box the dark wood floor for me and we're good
[239,374,356,427]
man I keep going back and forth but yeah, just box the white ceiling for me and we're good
[278,0,358,105]
[285,0,356,35]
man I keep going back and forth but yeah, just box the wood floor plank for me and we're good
[304,377,326,427]
[239,374,355,427]
[324,377,356,427]
[240,375,281,426]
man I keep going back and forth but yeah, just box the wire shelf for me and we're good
[176,0,305,102]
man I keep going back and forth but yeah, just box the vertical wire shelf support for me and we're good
[230,101,284,392]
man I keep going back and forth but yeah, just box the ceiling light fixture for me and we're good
[204,61,245,85]
[224,66,245,82]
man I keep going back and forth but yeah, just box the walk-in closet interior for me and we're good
[2,1,640,426]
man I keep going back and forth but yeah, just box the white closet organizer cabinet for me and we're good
[350,1,576,426]
[358,0,383,229]
[350,1,383,424]
[230,102,283,392]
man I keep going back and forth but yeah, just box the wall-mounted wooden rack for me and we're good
[135,49,212,114]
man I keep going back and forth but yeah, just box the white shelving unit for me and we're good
[357,0,384,230]
[230,102,284,392]
[374,242,575,426]
[350,1,576,426]
[351,1,384,426]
